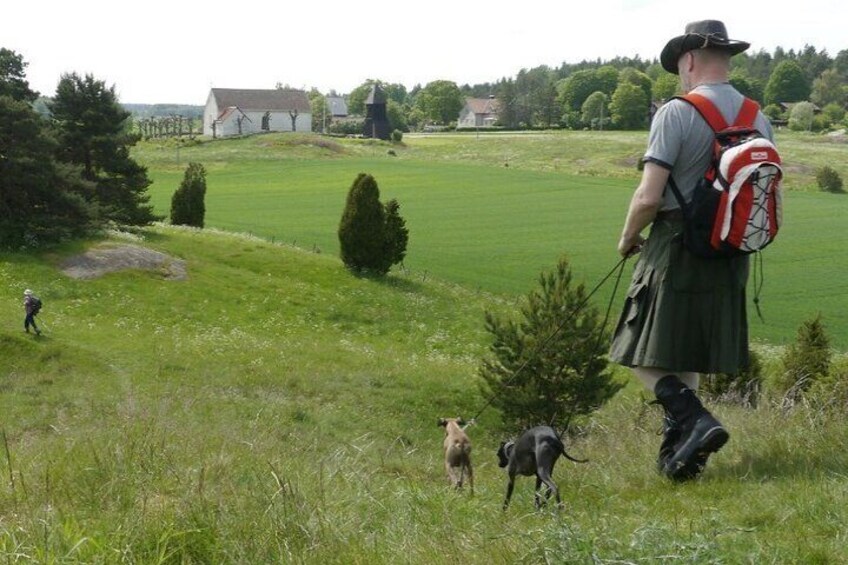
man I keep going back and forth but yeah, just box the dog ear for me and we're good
[437,418,447,427]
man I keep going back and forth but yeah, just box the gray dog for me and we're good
[496,425,587,510]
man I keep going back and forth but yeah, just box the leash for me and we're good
[467,255,629,426]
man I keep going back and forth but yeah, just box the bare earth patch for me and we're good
[60,244,187,280]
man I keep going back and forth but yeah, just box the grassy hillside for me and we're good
[1,227,847,562]
[135,132,848,349]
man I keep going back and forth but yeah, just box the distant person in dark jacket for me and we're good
[24,289,41,336]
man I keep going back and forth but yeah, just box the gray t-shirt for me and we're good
[643,83,775,211]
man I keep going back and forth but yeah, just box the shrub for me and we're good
[816,166,844,194]
[170,162,207,228]
[338,174,408,275]
[788,101,814,131]
[777,314,832,401]
[807,355,848,411]
[821,102,846,126]
[383,198,408,267]
[702,348,763,406]
[762,104,785,122]
[478,257,623,430]
[391,129,403,143]
[328,118,365,136]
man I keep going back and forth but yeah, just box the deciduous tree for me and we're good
[609,82,648,130]
[653,72,680,101]
[308,89,330,133]
[619,68,652,107]
[788,101,814,131]
[729,71,764,105]
[415,80,464,125]
[581,91,608,130]
[764,60,810,105]
[811,69,846,107]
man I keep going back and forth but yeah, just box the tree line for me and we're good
[311,45,848,133]
[1,48,158,249]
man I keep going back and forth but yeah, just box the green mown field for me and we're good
[137,131,848,348]
[0,131,846,562]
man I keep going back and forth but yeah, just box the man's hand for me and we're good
[618,234,645,257]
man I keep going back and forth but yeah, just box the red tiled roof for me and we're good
[465,97,499,115]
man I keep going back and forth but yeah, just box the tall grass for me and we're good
[1,227,847,562]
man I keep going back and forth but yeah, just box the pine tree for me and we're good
[171,163,207,227]
[50,72,159,225]
[780,314,832,397]
[479,257,622,430]
[0,48,38,103]
[0,85,95,248]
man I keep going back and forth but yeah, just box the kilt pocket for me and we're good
[624,269,652,324]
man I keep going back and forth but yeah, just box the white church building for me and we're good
[203,88,312,138]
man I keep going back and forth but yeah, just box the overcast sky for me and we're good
[3,0,844,105]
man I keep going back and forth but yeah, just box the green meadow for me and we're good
[138,131,848,348]
[0,131,846,562]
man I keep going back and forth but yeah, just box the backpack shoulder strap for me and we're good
[678,93,727,132]
[678,93,760,131]
[733,97,760,128]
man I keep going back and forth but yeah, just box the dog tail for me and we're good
[552,414,587,463]
[554,437,588,464]
[561,449,589,464]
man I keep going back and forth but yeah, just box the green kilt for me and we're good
[609,215,749,374]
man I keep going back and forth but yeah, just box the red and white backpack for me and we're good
[668,93,783,258]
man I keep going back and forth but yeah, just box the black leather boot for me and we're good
[657,410,680,474]
[654,375,729,481]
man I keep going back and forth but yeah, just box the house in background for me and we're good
[326,96,348,118]
[204,88,312,138]
[457,96,499,128]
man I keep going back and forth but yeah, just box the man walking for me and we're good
[609,21,775,480]
[23,289,42,336]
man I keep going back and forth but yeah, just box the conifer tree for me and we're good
[338,174,408,275]
[0,47,38,103]
[383,198,408,267]
[0,52,96,248]
[338,173,388,274]
[479,257,622,429]
[780,314,832,397]
[50,72,159,225]
[171,162,207,228]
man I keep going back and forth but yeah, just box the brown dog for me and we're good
[438,417,474,493]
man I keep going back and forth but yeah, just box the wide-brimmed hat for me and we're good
[660,20,750,74]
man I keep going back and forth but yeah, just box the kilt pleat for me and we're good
[609,216,749,374]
